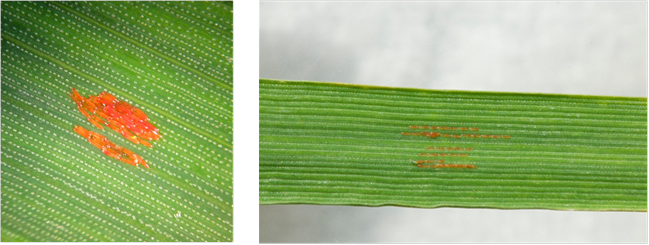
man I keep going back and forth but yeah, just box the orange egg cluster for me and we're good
[401,132,441,138]
[413,159,445,164]
[418,153,468,157]
[70,88,160,147]
[74,125,149,169]
[401,132,510,139]
[416,163,476,169]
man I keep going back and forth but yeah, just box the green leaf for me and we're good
[259,79,647,212]
[2,1,232,242]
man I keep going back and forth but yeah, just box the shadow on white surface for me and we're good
[259,205,647,243]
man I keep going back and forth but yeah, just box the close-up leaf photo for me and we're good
[2,1,232,242]
[259,1,647,243]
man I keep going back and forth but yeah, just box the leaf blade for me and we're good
[2,1,232,242]
[259,79,647,211]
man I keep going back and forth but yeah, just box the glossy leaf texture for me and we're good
[259,79,647,212]
[2,2,232,242]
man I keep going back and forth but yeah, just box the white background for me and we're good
[260,2,647,97]
[254,1,648,243]
[233,0,260,244]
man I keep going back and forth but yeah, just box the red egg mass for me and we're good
[74,125,149,168]
[70,88,160,147]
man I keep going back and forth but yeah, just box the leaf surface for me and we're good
[2,2,232,242]
[259,79,647,212]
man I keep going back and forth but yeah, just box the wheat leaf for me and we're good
[2,1,232,242]
[259,79,647,212]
